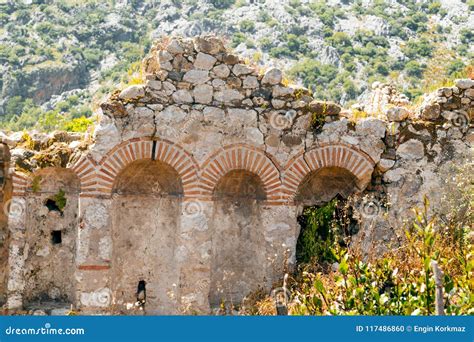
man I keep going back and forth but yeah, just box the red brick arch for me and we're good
[82,138,199,197]
[12,167,85,197]
[199,144,281,201]
[11,172,28,197]
[71,155,97,195]
[282,144,375,200]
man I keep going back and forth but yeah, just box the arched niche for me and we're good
[110,159,183,314]
[23,167,80,306]
[295,167,359,207]
[293,166,362,264]
[209,169,267,308]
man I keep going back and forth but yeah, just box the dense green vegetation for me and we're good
[0,0,151,131]
[296,199,340,264]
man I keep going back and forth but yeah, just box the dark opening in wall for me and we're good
[45,199,61,212]
[44,189,67,214]
[136,280,146,307]
[51,230,62,245]
[296,195,359,264]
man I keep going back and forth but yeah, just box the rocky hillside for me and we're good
[0,0,473,131]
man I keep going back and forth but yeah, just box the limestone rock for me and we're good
[194,52,217,70]
[464,88,474,98]
[243,76,259,89]
[262,68,282,85]
[193,84,213,104]
[377,158,395,172]
[386,106,409,121]
[194,36,225,55]
[214,89,244,104]
[271,99,285,109]
[160,105,187,123]
[309,100,341,116]
[355,118,386,138]
[232,64,253,76]
[245,127,264,145]
[167,39,184,54]
[212,78,226,88]
[183,70,210,84]
[397,139,425,160]
[158,50,173,63]
[146,80,162,91]
[223,53,239,65]
[419,102,440,120]
[272,85,294,98]
[160,61,173,71]
[213,64,230,78]
[162,81,177,94]
[455,79,474,89]
[172,89,193,104]
[100,100,127,118]
[228,108,257,125]
[203,106,225,121]
[91,119,121,160]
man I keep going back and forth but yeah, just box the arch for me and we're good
[214,170,266,200]
[28,167,81,194]
[112,159,183,196]
[295,167,359,206]
[94,138,199,197]
[200,144,281,201]
[282,144,375,201]
[12,166,83,197]
[70,155,97,195]
[109,146,186,314]
[11,157,92,197]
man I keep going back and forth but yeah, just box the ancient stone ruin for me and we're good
[0,36,472,314]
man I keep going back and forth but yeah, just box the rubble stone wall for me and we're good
[0,143,11,305]
[0,36,472,314]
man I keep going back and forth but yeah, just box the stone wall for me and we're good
[0,143,11,305]
[0,36,472,314]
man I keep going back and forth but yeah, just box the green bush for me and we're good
[403,38,434,58]
[52,189,67,211]
[405,60,425,78]
[296,199,339,264]
[231,32,246,48]
[209,0,235,9]
[63,116,94,133]
[459,28,474,44]
[328,31,352,53]
[239,19,255,33]
[5,96,26,116]
[309,0,344,29]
